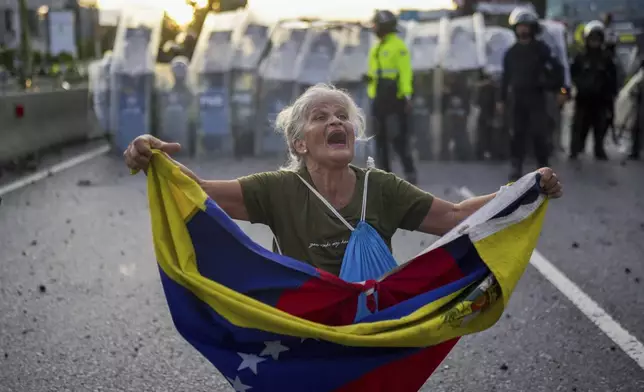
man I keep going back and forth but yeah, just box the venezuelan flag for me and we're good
[145,150,548,392]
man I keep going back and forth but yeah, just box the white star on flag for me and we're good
[260,340,289,360]
[237,352,266,375]
[227,375,252,392]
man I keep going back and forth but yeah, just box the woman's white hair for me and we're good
[274,83,368,171]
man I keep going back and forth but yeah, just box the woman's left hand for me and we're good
[537,167,563,199]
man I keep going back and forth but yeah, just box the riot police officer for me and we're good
[365,10,417,184]
[499,7,565,181]
[569,20,617,160]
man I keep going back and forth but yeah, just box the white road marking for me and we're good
[0,144,111,197]
[458,186,644,370]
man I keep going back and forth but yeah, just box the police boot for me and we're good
[594,127,609,160]
[595,148,608,160]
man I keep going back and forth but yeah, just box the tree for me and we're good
[189,0,248,40]
[157,13,183,62]
[169,0,248,60]
[17,0,32,87]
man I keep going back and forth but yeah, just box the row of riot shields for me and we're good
[108,7,165,153]
[87,8,377,162]
[166,11,377,162]
[88,8,572,164]
[255,20,376,161]
[403,14,488,161]
[404,14,572,162]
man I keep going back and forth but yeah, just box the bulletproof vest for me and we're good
[506,41,563,93]
[576,50,610,97]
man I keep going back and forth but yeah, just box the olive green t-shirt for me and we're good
[237,165,434,276]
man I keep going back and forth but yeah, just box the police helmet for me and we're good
[372,10,397,33]
[508,7,540,31]
[583,20,605,40]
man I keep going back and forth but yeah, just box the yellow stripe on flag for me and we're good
[145,151,548,348]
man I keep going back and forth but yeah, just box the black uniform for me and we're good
[569,47,617,159]
[501,39,564,175]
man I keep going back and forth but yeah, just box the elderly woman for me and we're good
[124,84,563,277]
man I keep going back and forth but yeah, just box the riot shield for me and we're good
[619,45,641,81]
[538,20,571,154]
[613,68,642,149]
[330,24,374,165]
[108,7,163,153]
[399,9,452,23]
[483,26,515,76]
[438,14,486,72]
[436,13,487,161]
[293,22,343,95]
[476,26,515,160]
[397,20,412,42]
[475,2,535,28]
[189,10,246,158]
[329,24,371,85]
[538,20,571,89]
[156,57,194,156]
[255,20,310,157]
[88,53,112,137]
[407,20,441,160]
[230,14,272,156]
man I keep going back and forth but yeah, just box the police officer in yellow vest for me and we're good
[365,10,417,184]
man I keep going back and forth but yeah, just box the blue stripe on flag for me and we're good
[187,200,322,306]
[492,177,542,219]
[443,235,487,276]
[358,266,489,323]
[158,266,424,392]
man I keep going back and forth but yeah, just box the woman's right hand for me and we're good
[123,135,181,173]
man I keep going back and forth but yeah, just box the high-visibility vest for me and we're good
[574,23,585,46]
[367,32,414,100]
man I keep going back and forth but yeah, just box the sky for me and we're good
[97,0,201,26]
[96,0,456,26]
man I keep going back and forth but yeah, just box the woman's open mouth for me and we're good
[326,130,348,149]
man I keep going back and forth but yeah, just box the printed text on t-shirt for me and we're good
[308,239,349,249]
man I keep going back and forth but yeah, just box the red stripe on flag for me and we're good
[276,247,467,324]
[377,247,466,310]
[333,338,460,392]
[275,270,360,325]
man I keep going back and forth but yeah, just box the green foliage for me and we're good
[0,48,16,71]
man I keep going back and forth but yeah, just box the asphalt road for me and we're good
[1,143,643,392]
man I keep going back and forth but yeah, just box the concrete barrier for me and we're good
[0,87,99,165]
